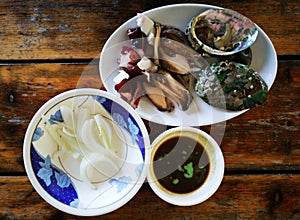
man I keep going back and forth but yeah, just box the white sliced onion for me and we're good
[81,119,107,155]
[94,115,112,150]
[75,107,89,143]
[57,129,82,159]
[60,105,74,128]
[80,156,97,190]
[80,152,120,189]
[48,102,124,190]
[62,126,76,137]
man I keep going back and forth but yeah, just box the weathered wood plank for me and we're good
[0,0,299,60]
[0,175,299,219]
[0,60,299,173]
[0,0,157,60]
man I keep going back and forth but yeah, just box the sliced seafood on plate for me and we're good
[112,8,268,113]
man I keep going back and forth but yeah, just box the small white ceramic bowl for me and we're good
[23,88,150,216]
[147,127,224,206]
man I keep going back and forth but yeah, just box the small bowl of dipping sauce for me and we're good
[147,127,224,206]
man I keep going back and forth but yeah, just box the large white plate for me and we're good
[99,3,277,126]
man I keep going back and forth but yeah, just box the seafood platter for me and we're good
[100,4,277,126]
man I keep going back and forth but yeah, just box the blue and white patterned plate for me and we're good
[23,89,150,216]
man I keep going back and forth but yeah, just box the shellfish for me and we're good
[186,8,258,56]
[195,61,268,111]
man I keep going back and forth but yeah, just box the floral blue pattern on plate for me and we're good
[109,176,133,193]
[31,126,79,206]
[31,146,79,207]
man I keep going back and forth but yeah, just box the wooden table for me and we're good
[1,0,299,219]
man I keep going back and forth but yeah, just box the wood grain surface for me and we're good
[0,0,299,219]
[0,0,299,60]
[0,175,299,219]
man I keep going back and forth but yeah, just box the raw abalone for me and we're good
[195,61,268,111]
[186,8,258,56]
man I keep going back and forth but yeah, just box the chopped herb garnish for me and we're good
[183,162,194,179]
[172,179,179,184]
[178,165,184,172]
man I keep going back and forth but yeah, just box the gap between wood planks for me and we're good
[0,58,96,65]
[1,170,300,177]
[0,55,299,65]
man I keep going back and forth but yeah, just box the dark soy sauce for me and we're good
[153,136,210,194]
